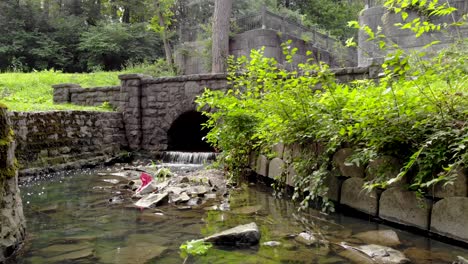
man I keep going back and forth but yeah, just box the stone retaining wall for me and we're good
[8,111,127,176]
[53,84,121,108]
[251,143,468,244]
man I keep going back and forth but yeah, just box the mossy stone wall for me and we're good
[0,105,26,262]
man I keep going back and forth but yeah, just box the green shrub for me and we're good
[197,0,467,210]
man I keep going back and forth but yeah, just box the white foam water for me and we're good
[161,151,217,164]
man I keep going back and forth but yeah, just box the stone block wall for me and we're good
[8,111,126,176]
[251,143,468,244]
[53,84,122,108]
[358,0,468,66]
[137,74,228,151]
[176,29,358,75]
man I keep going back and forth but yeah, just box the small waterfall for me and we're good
[161,151,217,164]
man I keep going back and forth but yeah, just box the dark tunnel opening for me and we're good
[167,111,214,152]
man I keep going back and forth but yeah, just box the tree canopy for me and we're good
[0,0,365,73]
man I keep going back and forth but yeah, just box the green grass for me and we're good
[0,70,122,111]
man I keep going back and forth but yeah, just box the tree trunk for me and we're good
[156,6,174,70]
[211,0,232,73]
[122,6,130,23]
[43,0,50,18]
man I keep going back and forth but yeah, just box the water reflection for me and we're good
[15,167,468,264]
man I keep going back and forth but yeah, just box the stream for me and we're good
[13,154,468,264]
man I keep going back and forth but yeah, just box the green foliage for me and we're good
[78,23,163,71]
[180,239,212,259]
[198,0,467,210]
[123,59,175,77]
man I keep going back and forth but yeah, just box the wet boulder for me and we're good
[352,230,401,247]
[295,232,319,246]
[203,222,260,246]
[134,193,168,208]
[359,244,410,264]
[337,243,409,264]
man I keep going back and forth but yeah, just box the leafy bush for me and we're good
[197,0,467,210]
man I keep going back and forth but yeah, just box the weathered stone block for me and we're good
[248,152,257,169]
[283,143,302,162]
[341,177,378,215]
[256,155,269,177]
[431,197,468,243]
[286,165,296,187]
[431,169,467,198]
[366,156,402,185]
[272,143,284,158]
[324,173,341,202]
[380,188,432,230]
[268,158,285,180]
[333,148,365,178]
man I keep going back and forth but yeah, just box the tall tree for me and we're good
[150,0,176,70]
[211,0,232,73]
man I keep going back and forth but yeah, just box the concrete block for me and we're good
[248,152,257,169]
[333,148,365,178]
[268,158,285,180]
[366,156,403,185]
[283,143,302,162]
[272,143,284,158]
[256,155,269,177]
[286,165,296,187]
[431,197,468,243]
[380,188,432,230]
[324,173,341,202]
[341,177,378,216]
[431,169,467,198]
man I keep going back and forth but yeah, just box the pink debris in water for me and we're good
[135,172,153,193]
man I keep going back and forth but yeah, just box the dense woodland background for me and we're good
[0,0,365,73]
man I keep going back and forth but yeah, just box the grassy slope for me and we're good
[0,70,122,111]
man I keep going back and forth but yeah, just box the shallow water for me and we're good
[15,165,468,264]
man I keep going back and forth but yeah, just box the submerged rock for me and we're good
[456,256,468,264]
[337,243,409,264]
[102,179,120,184]
[352,230,401,247]
[98,243,168,264]
[48,248,94,262]
[403,247,453,263]
[134,193,168,208]
[231,205,262,215]
[359,244,410,264]
[203,222,260,246]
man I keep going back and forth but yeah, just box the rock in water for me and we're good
[456,256,468,264]
[359,244,410,264]
[352,230,401,247]
[134,193,168,208]
[263,241,281,247]
[203,222,260,246]
[295,232,318,246]
[170,192,190,203]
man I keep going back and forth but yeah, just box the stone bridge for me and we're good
[53,68,375,154]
